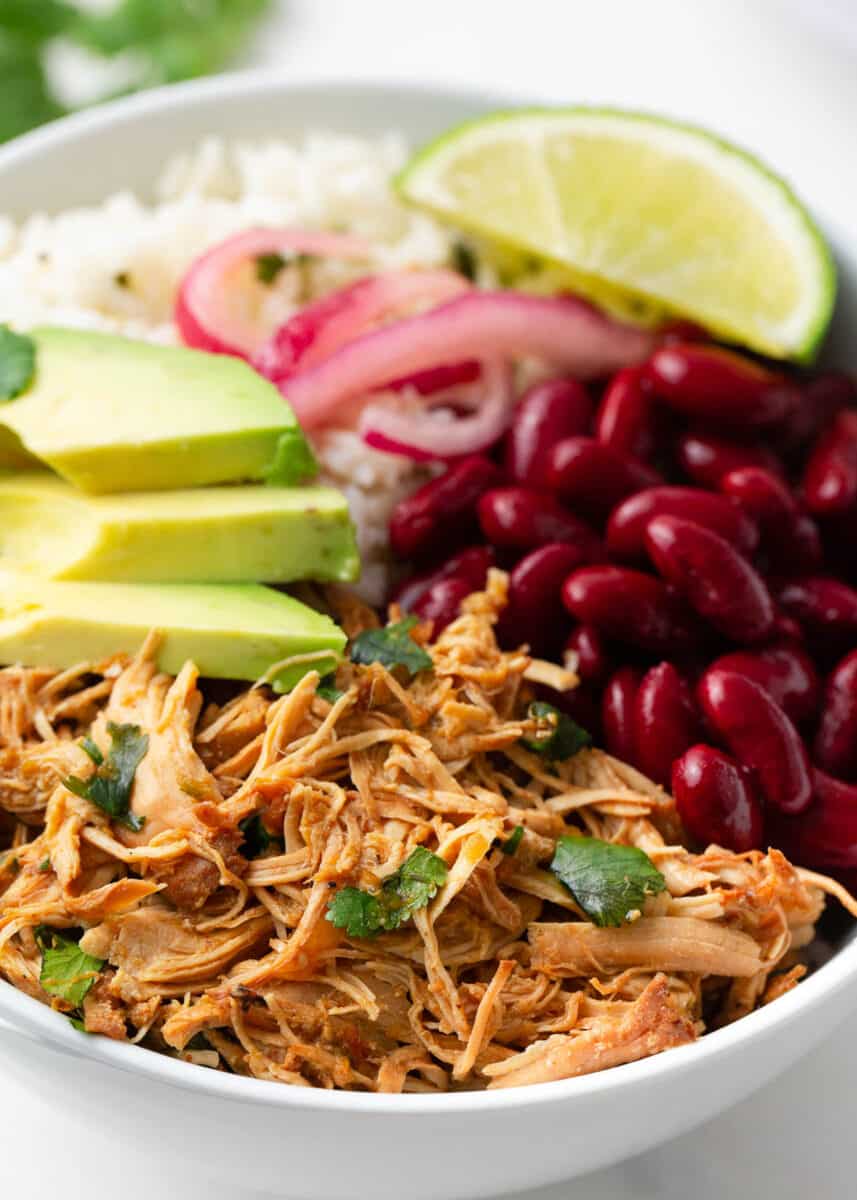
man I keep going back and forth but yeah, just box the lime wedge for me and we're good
[397,108,835,362]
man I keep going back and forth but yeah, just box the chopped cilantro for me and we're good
[521,701,591,761]
[65,722,148,832]
[450,240,478,281]
[239,813,282,859]
[69,1015,88,1032]
[550,836,667,928]
[350,616,432,677]
[35,927,104,1008]
[317,674,344,704]
[0,326,36,401]
[255,251,287,284]
[326,846,448,939]
[1,853,19,876]
[37,856,51,873]
[501,825,525,856]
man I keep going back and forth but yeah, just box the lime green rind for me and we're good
[396,106,836,363]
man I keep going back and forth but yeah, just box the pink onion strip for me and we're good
[360,360,513,460]
[175,227,372,358]
[282,291,657,429]
[253,268,470,383]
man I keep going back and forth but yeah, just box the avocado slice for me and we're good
[0,571,345,692]
[0,327,316,494]
[0,473,359,585]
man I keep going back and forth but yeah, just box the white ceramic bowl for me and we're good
[0,75,856,1200]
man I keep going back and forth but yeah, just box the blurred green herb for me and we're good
[0,0,273,143]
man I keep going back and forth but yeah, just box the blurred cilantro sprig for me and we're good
[0,0,273,143]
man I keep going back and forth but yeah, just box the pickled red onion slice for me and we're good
[253,268,469,382]
[359,361,514,460]
[175,227,371,358]
[283,292,656,429]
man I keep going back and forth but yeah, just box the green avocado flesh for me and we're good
[0,473,360,585]
[0,327,316,494]
[0,571,345,692]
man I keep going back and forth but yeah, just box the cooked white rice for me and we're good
[0,132,474,602]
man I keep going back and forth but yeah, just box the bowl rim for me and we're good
[0,69,855,1115]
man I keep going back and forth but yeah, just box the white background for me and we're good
[3,2,857,1197]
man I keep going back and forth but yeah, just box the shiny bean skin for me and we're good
[814,650,857,781]
[389,455,502,560]
[565,624,612,684]
[645,516,776,644]
[720,467,822,572]
[645,343,800,429]
[504,378,593,488]
[594,367,657,461]
[676,431,783,489]
[708,643,820,726]
[633,662,700,787]
[411,575,474,634]
[478,487,603,556]
[697,668,813,815]
[776,576,857,641]
[602,666,643,764]
[497,542,587,656]
[562,565,697,653]
[606,486,758,562]
[672,745,764,853]
[546,437,662,516]
[771,769,857,871]
[803,410,857,515]
[392,545,495,612]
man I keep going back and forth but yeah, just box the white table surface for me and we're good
[2,2,856,1196]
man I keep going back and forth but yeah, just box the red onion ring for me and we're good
[175,227,371,358]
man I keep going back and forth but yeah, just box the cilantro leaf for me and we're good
[255,251,287,284]
[35,927,104,1008]
[0,326,36,401]
[450,239,478,281]
[326,847,448,938]
[521,701,591,761]
[316,674,344,704]
[65,722,148,832]
[550,836,667,928]
[350,616,432,677]
[239,813,282,859]
[500,825,525,856]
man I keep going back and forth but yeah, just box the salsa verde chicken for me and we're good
[0,572,852,1092]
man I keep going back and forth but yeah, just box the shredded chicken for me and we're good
[0,571,850,1092]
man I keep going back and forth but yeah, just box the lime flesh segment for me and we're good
[397,109,836,362]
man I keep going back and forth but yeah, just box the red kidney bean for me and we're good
[411,575,474,634]
[645,516,775,643]
[606,486,758,562]
[720,466,822,572]
[633,662,700,787]
[645,343,800,429]
[772,769,857,871]
[803,410,857,516]
[776,576,857,640]
[565,624,612,684]
[708,642,820,727]
[503,378,592,489]
[546,437,662,517]
[562,565,697,653]
[672,745,764,853]
[676,431,783,489]
[389,455,502,560]
[602,666,643,764]
[779,371,856,449]
[697,668,812,814]
[497,542,586,656]
[392,545,495,611]
[659,318,708,344]
[477,487,603,556]
[813,650,857,781]
[594,367,657,461]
